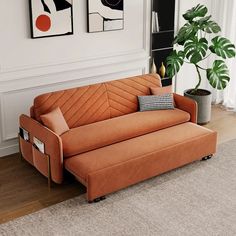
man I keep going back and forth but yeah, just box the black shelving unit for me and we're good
[151,0,175,86]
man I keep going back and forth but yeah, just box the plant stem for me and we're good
[196,64,207,70]
[202,53,212,61]
[192,64,202,94]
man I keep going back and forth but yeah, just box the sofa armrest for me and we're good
[173,93,198,123]
[19,114,63,184]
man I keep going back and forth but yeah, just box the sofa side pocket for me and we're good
[19,136,33,165]
[32,145,50,178]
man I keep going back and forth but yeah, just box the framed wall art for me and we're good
[29,0,73,39]
[87,0,124,33]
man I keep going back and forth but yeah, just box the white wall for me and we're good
[0,0,151,157]
[175,0,213,94]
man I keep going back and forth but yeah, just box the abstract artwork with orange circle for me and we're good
[29,0,73,38]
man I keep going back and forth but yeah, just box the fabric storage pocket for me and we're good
[19,136,33,165]
[32,145,50,178]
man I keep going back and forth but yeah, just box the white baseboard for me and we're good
[0,142,19,158]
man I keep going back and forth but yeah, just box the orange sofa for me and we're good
[19,74,217,202]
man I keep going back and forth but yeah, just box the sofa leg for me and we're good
[88,196,106,204]
[19,151,23,162]
[46,154,52,190]
[202,154,213,161]
[18,134,24,162]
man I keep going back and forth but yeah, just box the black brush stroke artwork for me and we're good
[40,0,72,14]
[41,0,51,13]
[52,0,72,11]
[101,0,123,11]
[90,12,123,22]
[89,12,123,32]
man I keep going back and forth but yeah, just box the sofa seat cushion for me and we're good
[61,109,190,157]
[64,122,217,183]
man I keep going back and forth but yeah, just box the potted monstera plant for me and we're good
[166,4,236,124]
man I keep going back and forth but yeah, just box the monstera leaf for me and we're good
[183,4,207,22]
[196,15,211,27]
[210,36,236,59]
[166,50,185,78]
[167,4,235,91]
[203,21,221,33]
[206,60,230,89]
[195,15,221,33]
[184,37,208,63]
[174,22,198,45]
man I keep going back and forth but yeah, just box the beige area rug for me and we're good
[1,139,236,236]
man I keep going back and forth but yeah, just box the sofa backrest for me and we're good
[33,74,161,128]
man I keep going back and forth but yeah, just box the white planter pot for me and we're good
[184,89,212,125]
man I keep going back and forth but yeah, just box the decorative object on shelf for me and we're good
[150,58,157,74]
[150,0,175,87]
[87,0,124,33]
[159,62,166,78]
[29,0,73,38]
[166,4,236,124]
[152,11,159,33]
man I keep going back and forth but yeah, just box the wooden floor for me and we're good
[0,158,85,224]
[204,105,236,144]
[1,106,236,224]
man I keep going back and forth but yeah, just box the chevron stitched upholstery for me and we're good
[33,74,160,128]
[107,74,160,117]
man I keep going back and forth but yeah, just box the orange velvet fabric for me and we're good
[64,122,217,201]
[33,74,161,128]
[30,106,35,118]
[174,93,198,123]
[19,136,33,165]
[106,75,161,118]
[19,114,63,184]
[150,85,172,95]
[20,73,209,197]
[150,86,176,107]
[40,107,69,135]
[149,90,197,123]
[61,108,190,157]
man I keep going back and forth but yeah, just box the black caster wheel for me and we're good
[88,196,106,203]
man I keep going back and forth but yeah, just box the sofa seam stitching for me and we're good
[104,83,111,118]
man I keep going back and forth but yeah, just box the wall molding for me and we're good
[142,0,151,53]
[0,66,147,157]
[0,49,148,83]
[0,66,147,142]
[0,143,19,158]
[0,56,149,93]
[0,0,151,157]
[0,1,151,83]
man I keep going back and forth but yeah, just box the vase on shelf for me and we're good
[151,59,157,74]
[159,62,166,78]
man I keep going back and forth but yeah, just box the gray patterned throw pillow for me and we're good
[138,93,174,111]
